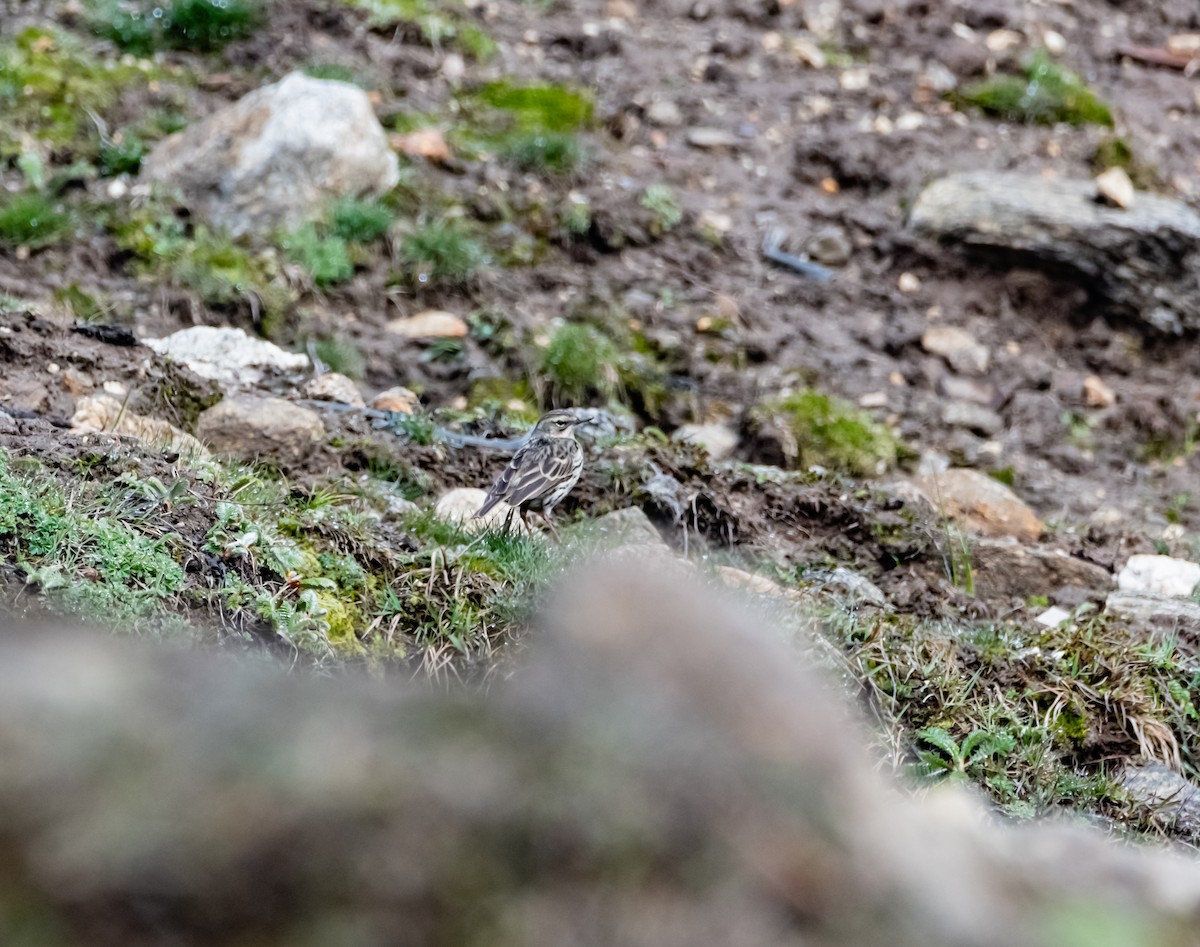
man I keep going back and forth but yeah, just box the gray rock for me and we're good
[909,171,1200,333]
[587,506,664,547]
[646,99,684,127]
[674,422,739,461]
[804,225,852,266]
[685,127,739,149]
[196,395,325,465]
[1119,763,1200,838]
[1117,554,1200,599]
[144,326,310,388]
[142,72,399,238]
[972,537,1111,603]
[941,401,1004,436]
[1105,592,1200,651]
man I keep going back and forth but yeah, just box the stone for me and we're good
[386,311,469,340]
[921,325,990,375]
[913,468,1043,541]
[937,374,996,406]
[674,422,739,461]
[1105,592,1200,647]
[587,507,664,547]
[142,72,399,238]
[434,487,522,533]
[1082,375,1116,408]
[646,99,684,127]
[717,566,789,600]
[941,401,1003,436]
[0,412,17,435]
[804,225,852,266]
[370,386,419,414]
[1120,763,1200,838]
[1095,166,1135,210]
[685,127,739,149]
[390,128,452,163]
[303,372,364,408]
[144,327,310,388]
[196,395,325,466]
[909,171,1200,333]
[971,537,1110,602]
[1117,554,1200,599]
[71,394,211,460]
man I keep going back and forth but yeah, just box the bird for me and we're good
[475,410,586,539]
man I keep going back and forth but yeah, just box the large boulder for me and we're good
[142,72,399,238]
[196,394,325,465]
[909,170,1200,334]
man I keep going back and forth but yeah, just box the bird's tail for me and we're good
[475,495,499,519]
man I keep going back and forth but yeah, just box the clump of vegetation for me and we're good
[750,389,900,476]
[98,133,147,177]
[639,184,682,236]
[0,455,186,626]
[282,225,355,288]
[476,81,595,131]
[1091,135,1158,189]
[540,323,623,405]
[311,336,367,379]
[818,603,1200,821]
[331,197,395,243]
[398,219,488,288]
[0,26,153,158]
[955,51,1113,127]
[348,0,496,60]
[88,0,263,54]
[501,131,586,175]
[0,192,72,249]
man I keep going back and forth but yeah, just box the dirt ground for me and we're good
[3,0,1200,593]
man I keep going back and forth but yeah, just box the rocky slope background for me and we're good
[5,0,1200,937]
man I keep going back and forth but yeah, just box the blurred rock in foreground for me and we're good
[1,565,1198,946]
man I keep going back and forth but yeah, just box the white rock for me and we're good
[142,72,399,238]
[144,327,310,388]
[1095,166,1135,210]
[921,325,990,375]
[674,422,739,460]
[303,372,364,408]
[434,488,523,534]
[646,99,684,127]
[1117,555,1200,599]
[1035,606,1072,627]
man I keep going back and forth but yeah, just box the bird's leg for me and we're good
[541,511,562,544]
[501,506,516,535]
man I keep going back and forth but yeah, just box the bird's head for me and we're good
[534,410,585,438]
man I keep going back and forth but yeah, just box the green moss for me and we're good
[98,134,147,176]
[282,225,355,288]
[954,51,1113,127]
[751,389,900,476]
[331,197,395,242]
[0,26,151,158]
[0,192,72,249]
[399,219,488,287]
[476,81,594,132]
[88,0,264,54]
[347,0,496,60]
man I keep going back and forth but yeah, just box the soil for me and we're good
[3,0,1200,610]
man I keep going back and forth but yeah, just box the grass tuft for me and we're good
[282,225,355,288]
[331,198,395,243]
[399,219,488,288]
[750,389,900,476]
[500,130,586,175]
[89,0,264,54]
[0,192,71,249]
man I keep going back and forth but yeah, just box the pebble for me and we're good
[685,127,739,149]
[371,386,419,414]
[941,401,1003,436]
[805,225,852,266]
[1095,167,1135,210]
[921,325,990,375]
[646,99,684,127]
[898,272,922,293]
[1082,375,1115,408]
[303,372,365,408]
[386,311,469,339]
[1117,555,1200,599]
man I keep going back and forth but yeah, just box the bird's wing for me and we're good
[476,441,533,517]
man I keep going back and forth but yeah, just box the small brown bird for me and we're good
[475,410,586,539]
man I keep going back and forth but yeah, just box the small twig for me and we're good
[1114,43,1196,72]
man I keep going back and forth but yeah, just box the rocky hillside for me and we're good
[4,0,1200,932]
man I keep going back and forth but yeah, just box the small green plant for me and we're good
[89,0,263,54]
[559,193,592,237]
[282,224,354,288]
[916,726,1017,784]
[476,81,594,131]
[399,219,488,287]
[639,183,683,236]
[500,130,586,175]
[331,197,394,243]
[0,192,71,249]
[312,336,367,379]
[749,389,901,476]
[955,50,1113,127]
[98,134,147,176]
[348,0,496,60]
[539,322,622,405]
